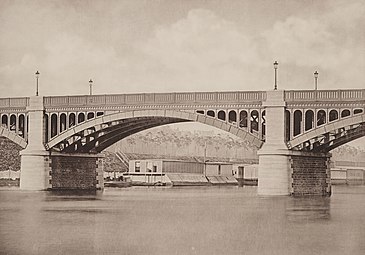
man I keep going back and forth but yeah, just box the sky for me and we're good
[0,0,364,97]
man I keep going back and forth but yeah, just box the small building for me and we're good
[127,159,204,185]
[330,167,364,185]
[232,164,258,185]
[346,168,364,185]
[330,168,347,185]
[205,162,233,176]
[125,159,237,186]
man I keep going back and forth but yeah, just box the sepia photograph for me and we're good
[0,0,364,254]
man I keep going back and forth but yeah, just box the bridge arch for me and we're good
[287,113,365,152]
[46,109,263,153]
[0,126,27,148]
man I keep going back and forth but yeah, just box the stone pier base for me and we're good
[258,150,291,196]
[49,153,104,190]
[258,149,331,196]
[20,151,104,191]
[289,152,331,196]
[20,150,51,190]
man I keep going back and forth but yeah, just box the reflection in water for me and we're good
[0,185,364,255]
[286,197,331,222]
[45,189,102,201]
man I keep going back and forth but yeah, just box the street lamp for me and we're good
[35,71,40,96]
[273,61,278,90]
[314,71,318,90]
[89,79,93,95]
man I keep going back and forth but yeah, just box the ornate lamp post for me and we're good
[35,71,40,96]
[314,71,318,90]
[273,61,278,90]
[89,79,93,95]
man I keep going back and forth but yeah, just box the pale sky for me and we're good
[0,0,364,97]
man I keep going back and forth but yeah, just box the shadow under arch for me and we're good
[287,113,365,152]
[46,109,264,153]
[0,126,27,149]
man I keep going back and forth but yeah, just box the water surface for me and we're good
[0,185,364,255]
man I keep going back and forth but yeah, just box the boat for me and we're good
[104,181,132,188]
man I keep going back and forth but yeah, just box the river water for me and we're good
[0,185,364,255]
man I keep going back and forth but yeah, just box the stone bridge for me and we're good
[1,89,364,195]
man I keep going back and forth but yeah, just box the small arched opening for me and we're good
[305,110,314,131]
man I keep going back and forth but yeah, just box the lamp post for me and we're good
[35,71,40,96]
[273,61,278,90]
[314,71,318,90]
[89,79,93,95]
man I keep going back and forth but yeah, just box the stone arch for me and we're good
[69,113,76,127]
[354,109,363,115]
[250,110,259,132]
[18,114,25,138]
[239,110,248,128]
[329,109,339,122]
[47,109,263,152]
[51,113,58,138]
[217,110,226,121]
[9,114,16,132]
[317,110,326,126]
[207,110,215,117]
[87,112,95,120]
[78,112,85,123]
[293,110,302,136]
[341,109,351,118]
[305,110,314,131]
[60,113,67,132]
[228,110,237,124]
[1,114,8,128]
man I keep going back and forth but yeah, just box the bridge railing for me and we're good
[284,89,365,101]
[0,97,29,108]
[43,91,266,107]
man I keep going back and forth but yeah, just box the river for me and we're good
[0,185,364,255]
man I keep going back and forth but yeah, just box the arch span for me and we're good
[0,126,27,148]
[47,109,263,153]
[287,113,365,152]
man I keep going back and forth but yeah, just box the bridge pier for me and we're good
[20,96,51,190]
[258,90,291,195]
[258,91,331,196]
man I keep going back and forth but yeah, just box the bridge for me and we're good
[1,89,364,196]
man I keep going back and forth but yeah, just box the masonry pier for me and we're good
[19,96,103,190]
[258,90,331,196]
[20,96,49,190]
[49,153,103,190]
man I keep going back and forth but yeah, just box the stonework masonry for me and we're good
[50,154,103,190]
[290,153,331,196]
